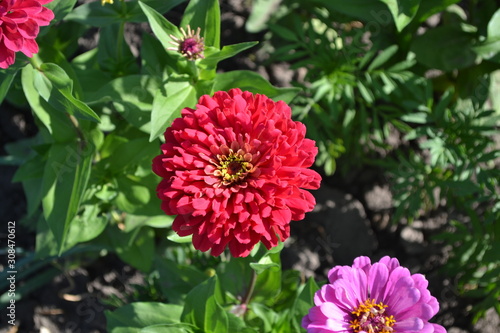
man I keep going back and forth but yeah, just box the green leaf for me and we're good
[21,65,77,142]
[316,0,390,22]
[37,63,100,122]
[107,137,159,173]
[124,214,174,232]
[86,75,161,132]
[115,176,152,213]
[44,0,78,23]
[213,70,300,104]
[154,257,207,304]
[97,23,139,76]
[368,45,399,71]
[249,255,280,274]
[181,0,220,49]
[41,141,95,253]
[149,81,197,141]
[0,71,17,105]
[181,275,228,333]
[106,302,183,333]
[199,42,258,79]
[246,0,282,33]
[139,1,179,51]
[473,9,500,59]
[140,323,196,333]
[104,225,155,272]
[63,204,109,251]
[252,253,282,304]
[380,0,420,32]
[167,232,193,244]
[292,278,319,330]
[410,26,477,71]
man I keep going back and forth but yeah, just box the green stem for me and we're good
[241,270,257,306]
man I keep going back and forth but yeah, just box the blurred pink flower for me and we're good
[153,89,321,257]
[0,0,54,69]
[303,256,446,333]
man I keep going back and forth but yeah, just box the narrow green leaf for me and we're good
[199,41,258,74]
[368,45,399,71]
[292,278,319,331]
[0,71,16,105]
[41,141,95,253]
[139,1,179,51]
[181,0,220,49]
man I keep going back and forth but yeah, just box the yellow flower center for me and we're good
[214,150,253,186]
[350,299,396,333]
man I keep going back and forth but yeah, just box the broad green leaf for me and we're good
[181,0,220,49]
[106,302,183,333]
[66,0,186,27]
[181,276,228,333]
[104,225,155,272]
[380,0,420,32]
[98,23,139,76]
[315,0,390,22]
[141,33,178,78]
[155,257,208,304]
[213,70,300,104]
[86,75,160,132]
[37,63,100,122]
[410,26,477,71]
[115,176,151,213]
[149,81,197,141]
[107,137,159,173]
[139,1,179,51]
[44,0,78,23]
[63,205,108,251]
[21,65,76,142]
[41,141,95,253]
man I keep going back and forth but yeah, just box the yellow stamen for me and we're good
[350,299,396,333]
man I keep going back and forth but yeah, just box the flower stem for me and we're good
[241,270,257,306]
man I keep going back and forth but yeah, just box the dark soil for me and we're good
[1,1,499,333]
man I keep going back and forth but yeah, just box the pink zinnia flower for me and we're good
[0,0,54,69]
[152,89,321,257]
[303,256,447,333]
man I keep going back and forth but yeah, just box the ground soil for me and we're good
[1,1,499,332]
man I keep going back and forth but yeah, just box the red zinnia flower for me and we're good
[0,0,54,69]
[153,89,321,257]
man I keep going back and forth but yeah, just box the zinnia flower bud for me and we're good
[168,25,205,60]
[152,89,321,257]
